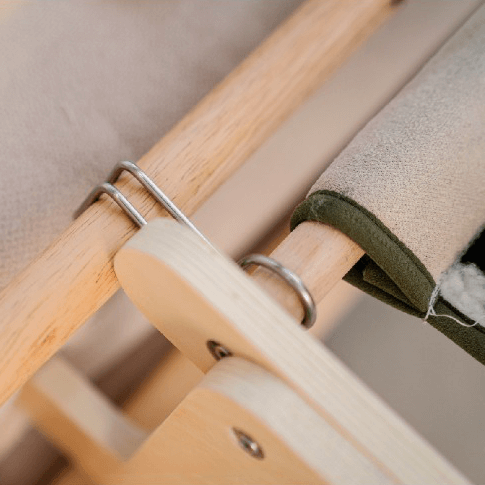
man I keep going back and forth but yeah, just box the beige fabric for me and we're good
[0,0,301,290]
[0,0,483,481]
[0,0,301,461]
[311,3,485,281]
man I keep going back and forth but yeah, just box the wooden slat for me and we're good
[110,357,397,484]
[0,0,395,407]
[18,357,140,478]
[113,219,470,484]
[20,353,399,484]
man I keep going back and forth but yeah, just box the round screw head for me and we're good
[206,340,232,360]
[232,428,264,460]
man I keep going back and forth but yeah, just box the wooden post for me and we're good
[0,0,394,407]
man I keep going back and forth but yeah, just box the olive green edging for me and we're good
[291,191,434,311]
[291,190,485,365]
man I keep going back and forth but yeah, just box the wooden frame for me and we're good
[18,220,469,483]
[1,0,475,483]
[0,0,393,407]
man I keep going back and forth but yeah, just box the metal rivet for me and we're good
[232,428,264,460]
[206,340,232,360]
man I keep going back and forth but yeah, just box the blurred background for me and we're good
[1,0,484,483]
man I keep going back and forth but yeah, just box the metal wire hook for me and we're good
[238,253,317,329]
[74,161,212,247]
[76,161,316,329]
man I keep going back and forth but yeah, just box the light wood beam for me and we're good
[0,0,393,407]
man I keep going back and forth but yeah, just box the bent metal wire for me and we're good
[75,161,316,329]
[238,254,316,329]
[74,160,211,246]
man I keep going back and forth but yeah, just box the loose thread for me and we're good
[424,284,479,328]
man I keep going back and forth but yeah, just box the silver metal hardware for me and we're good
[238,254,316,329]
[232,428,264,459]
[76,162,317,335]
[207,340,232,361]
[79,182,147,227]
[74,160,212,246]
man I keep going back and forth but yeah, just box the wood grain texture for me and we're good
[17,357,147,470]
[0,0,393,407]
[114,219,470,485]
[20,354,398,484]
[123,347,204,431]
[224,211,364,338]
[250,222,364,326]
[111,357,397,484]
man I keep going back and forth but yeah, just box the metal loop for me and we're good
[74,161,212,246]
[76,162,316,329]
[238,254,316,329]
[82,182,147,227]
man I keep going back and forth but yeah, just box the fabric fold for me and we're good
[291,191,485,364]
[291,4,485,364]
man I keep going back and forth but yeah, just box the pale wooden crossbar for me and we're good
[0,0,391,406]
[17,220,468,483]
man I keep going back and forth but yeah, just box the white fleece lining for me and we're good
[437,263,485,327]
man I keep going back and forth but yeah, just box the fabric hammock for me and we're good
[0,0,301,292]
[292,4,485,364]
[0,0,302,462]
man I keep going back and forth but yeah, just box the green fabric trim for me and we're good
[362,260,413,306]
[291,190,485,365]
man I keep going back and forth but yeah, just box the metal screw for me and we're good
[206,340,232,360]
[232,428,264,460]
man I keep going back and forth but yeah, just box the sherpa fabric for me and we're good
[291,4,485,364]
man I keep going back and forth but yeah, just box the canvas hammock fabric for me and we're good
[0,0,302,459]
[292,4,485,364]
[0,0,300,292]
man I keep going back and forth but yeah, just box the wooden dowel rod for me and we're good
[0,0,395,406]
[247,213,364,338]
[252,222,364,325]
